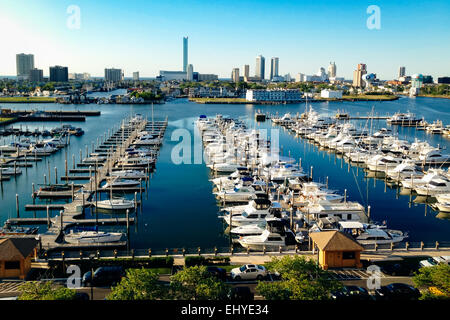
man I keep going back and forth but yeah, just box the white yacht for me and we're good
[103,178,140,189]
[110,170,147,179]
[64,230,124,244]
[95,198,135,210]
[223,199,281,227]
[339,221,407,245]
[366,155,403,172]
[238,219,297,251]
[215,184,266,203]
[415,178,450,196]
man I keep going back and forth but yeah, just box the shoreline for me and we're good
[189,95,399,104]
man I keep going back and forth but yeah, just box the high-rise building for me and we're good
[49,66,69,82]
[29,68,43,82]
[352,63,367,87]
[231,68,240,83]
[187,64,194,81]
[270,57,279,80]
[255,55,265,80]
[328,62,337,78]
[183,36,188,72]
[133,72,139,81]
[243,65,250,80]
[398,66,406,79]
[16,53,34,80]
[104,68,123,82]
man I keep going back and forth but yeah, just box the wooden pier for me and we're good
[4,115,168,252]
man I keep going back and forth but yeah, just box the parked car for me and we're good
[419,256,450,268]
[82,266,125,287]
[374,283,421,300]
[206,266,227,281]
[230,264,268,281]
[74,292,90,301]
[227,286,254,300]
[331,286,372,301]
[379,263,415,276]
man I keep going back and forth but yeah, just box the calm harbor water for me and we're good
[1,94,450,250]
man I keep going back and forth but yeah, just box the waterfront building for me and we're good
[49,65,69,82]
[310,231,363,270]
[411,73,424,88]
[104,68,124,82]
[29,68,44,83]
[270,57,279,80]
[255,55,265,80]
[243,64,250,80]
[69,73,91,81]
[423,75,433,84]
[16,53,34,81]
[295,73,306,82]
[321,89,343,99]
[0,237,38,280]
[133,72,140,81]
[328,62,336,78]
[438,77,450,84]
[187,64,194,81]
[231,68,240,83]
[159,70,186,81]
[352,63,367,88]
[197,74,218,81]
[183,36,188,72]
[246,89,302,102]
[399,66,406,79]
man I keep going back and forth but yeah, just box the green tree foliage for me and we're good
[256,256,341,300]
[412,264,450,300]
[18,281,77,300]
[421,84,449,96]
[107,268,166,300]
[170,265,229,300]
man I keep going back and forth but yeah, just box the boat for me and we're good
[64,230,124,244]
[222,199,283,227]
[387,112,421,125]
[0,167,22,175]
[237,218,297,251]
[36,184,80,198]
[109,170,147,179]
[415,177,450,196]
[103,178,140,189]
[339,221,407,245]
[95,198,135,210]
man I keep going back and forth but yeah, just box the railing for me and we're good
[39,240,450,261]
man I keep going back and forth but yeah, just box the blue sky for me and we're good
[1,0,449,79]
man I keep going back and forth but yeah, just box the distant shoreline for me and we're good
[189,95,399,104]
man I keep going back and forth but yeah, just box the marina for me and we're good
[0,95,450,256]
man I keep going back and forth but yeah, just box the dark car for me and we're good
[73,292,90,301]
[227,286,254,300]
[331,286,372,301]
[379,263,415,276]
[374,283,421,300]
[82,266,125,287]
[206,266,227,281]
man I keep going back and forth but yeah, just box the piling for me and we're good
[46,206,50,227]
[16,194,19,218]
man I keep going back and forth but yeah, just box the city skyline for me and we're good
[0,0,449,80]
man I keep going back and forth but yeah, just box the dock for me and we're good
[4,115,168,252]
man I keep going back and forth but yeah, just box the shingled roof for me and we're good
[310,231,364,251]
[0,237,38,260]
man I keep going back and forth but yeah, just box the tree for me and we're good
[412,264,450,300]
[18,281,77,300]
[170,265,229,300]
[107,268,166,300]
[256,256,341,300]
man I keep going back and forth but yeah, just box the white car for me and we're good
[230,264,268,281]
[419,256,450,268]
